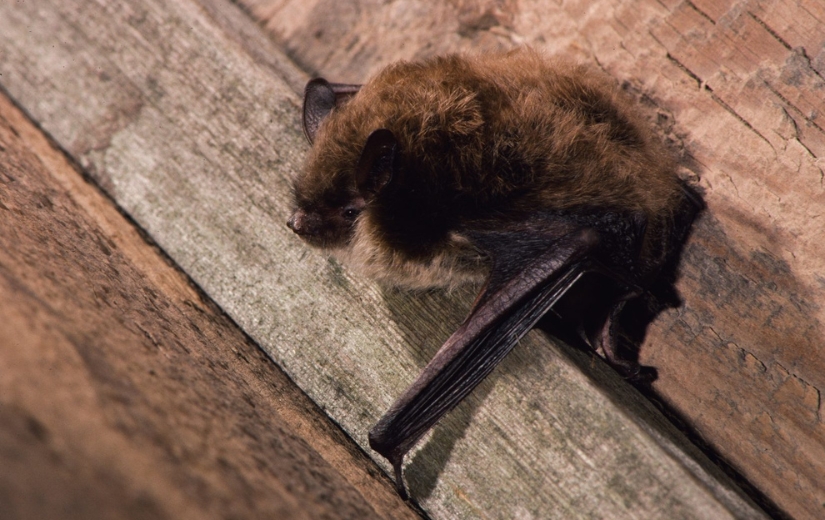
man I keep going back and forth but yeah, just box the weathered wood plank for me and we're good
[242,1,825,519]
[0,92,417,519]
[0,0,768,519]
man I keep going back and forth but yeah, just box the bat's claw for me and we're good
[369,426,410,498]
[613,358,642,380]
[392,458,409,500]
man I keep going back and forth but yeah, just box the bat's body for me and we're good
[287,48,700,498]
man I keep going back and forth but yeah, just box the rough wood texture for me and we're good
[0,1,769,519]
[240,1,825,519]
[0,93,419,519]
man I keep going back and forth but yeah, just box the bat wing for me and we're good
[368,224,638,498]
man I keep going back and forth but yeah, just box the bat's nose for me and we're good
[286,213,300,233]
[287,210,320,237]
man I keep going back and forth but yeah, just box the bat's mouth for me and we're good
[286,211,349,250]
[294,234,336,249]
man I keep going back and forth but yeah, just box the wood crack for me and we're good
[779,106,821,163]
[764,80,825,139]
[747,11,792,52]
[704,325,824,424]
[665,53,702,88]
[684,0,716,25]
[705,86,775,151]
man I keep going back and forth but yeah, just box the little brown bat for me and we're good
[287,48,700,498]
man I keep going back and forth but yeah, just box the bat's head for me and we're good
[288,70,488,289]
[286,188,366,250]
[288,78,398,250]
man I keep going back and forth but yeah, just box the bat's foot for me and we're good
[628,365,658,386]
[611,357,642,380]
[594,300,644,379]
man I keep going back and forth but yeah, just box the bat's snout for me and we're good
[287,209,321,237]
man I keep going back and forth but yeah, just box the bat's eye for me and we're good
[343,207,360,220]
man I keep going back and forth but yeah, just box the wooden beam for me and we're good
[0,0,768,518]
[0,91,417,519]
[242,1,825,519]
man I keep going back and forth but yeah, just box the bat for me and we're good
[287,48,701,498]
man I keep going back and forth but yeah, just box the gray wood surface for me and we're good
[0,91,418,520]
[0,0,767,518]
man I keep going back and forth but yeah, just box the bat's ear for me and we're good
[302,78,361,144]
[356,128,398,197]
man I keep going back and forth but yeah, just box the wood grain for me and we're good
[0,93,418,519]
[242,1,825,519]
[0,0,770,518]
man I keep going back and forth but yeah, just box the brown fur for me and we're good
[292,48,683,288]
